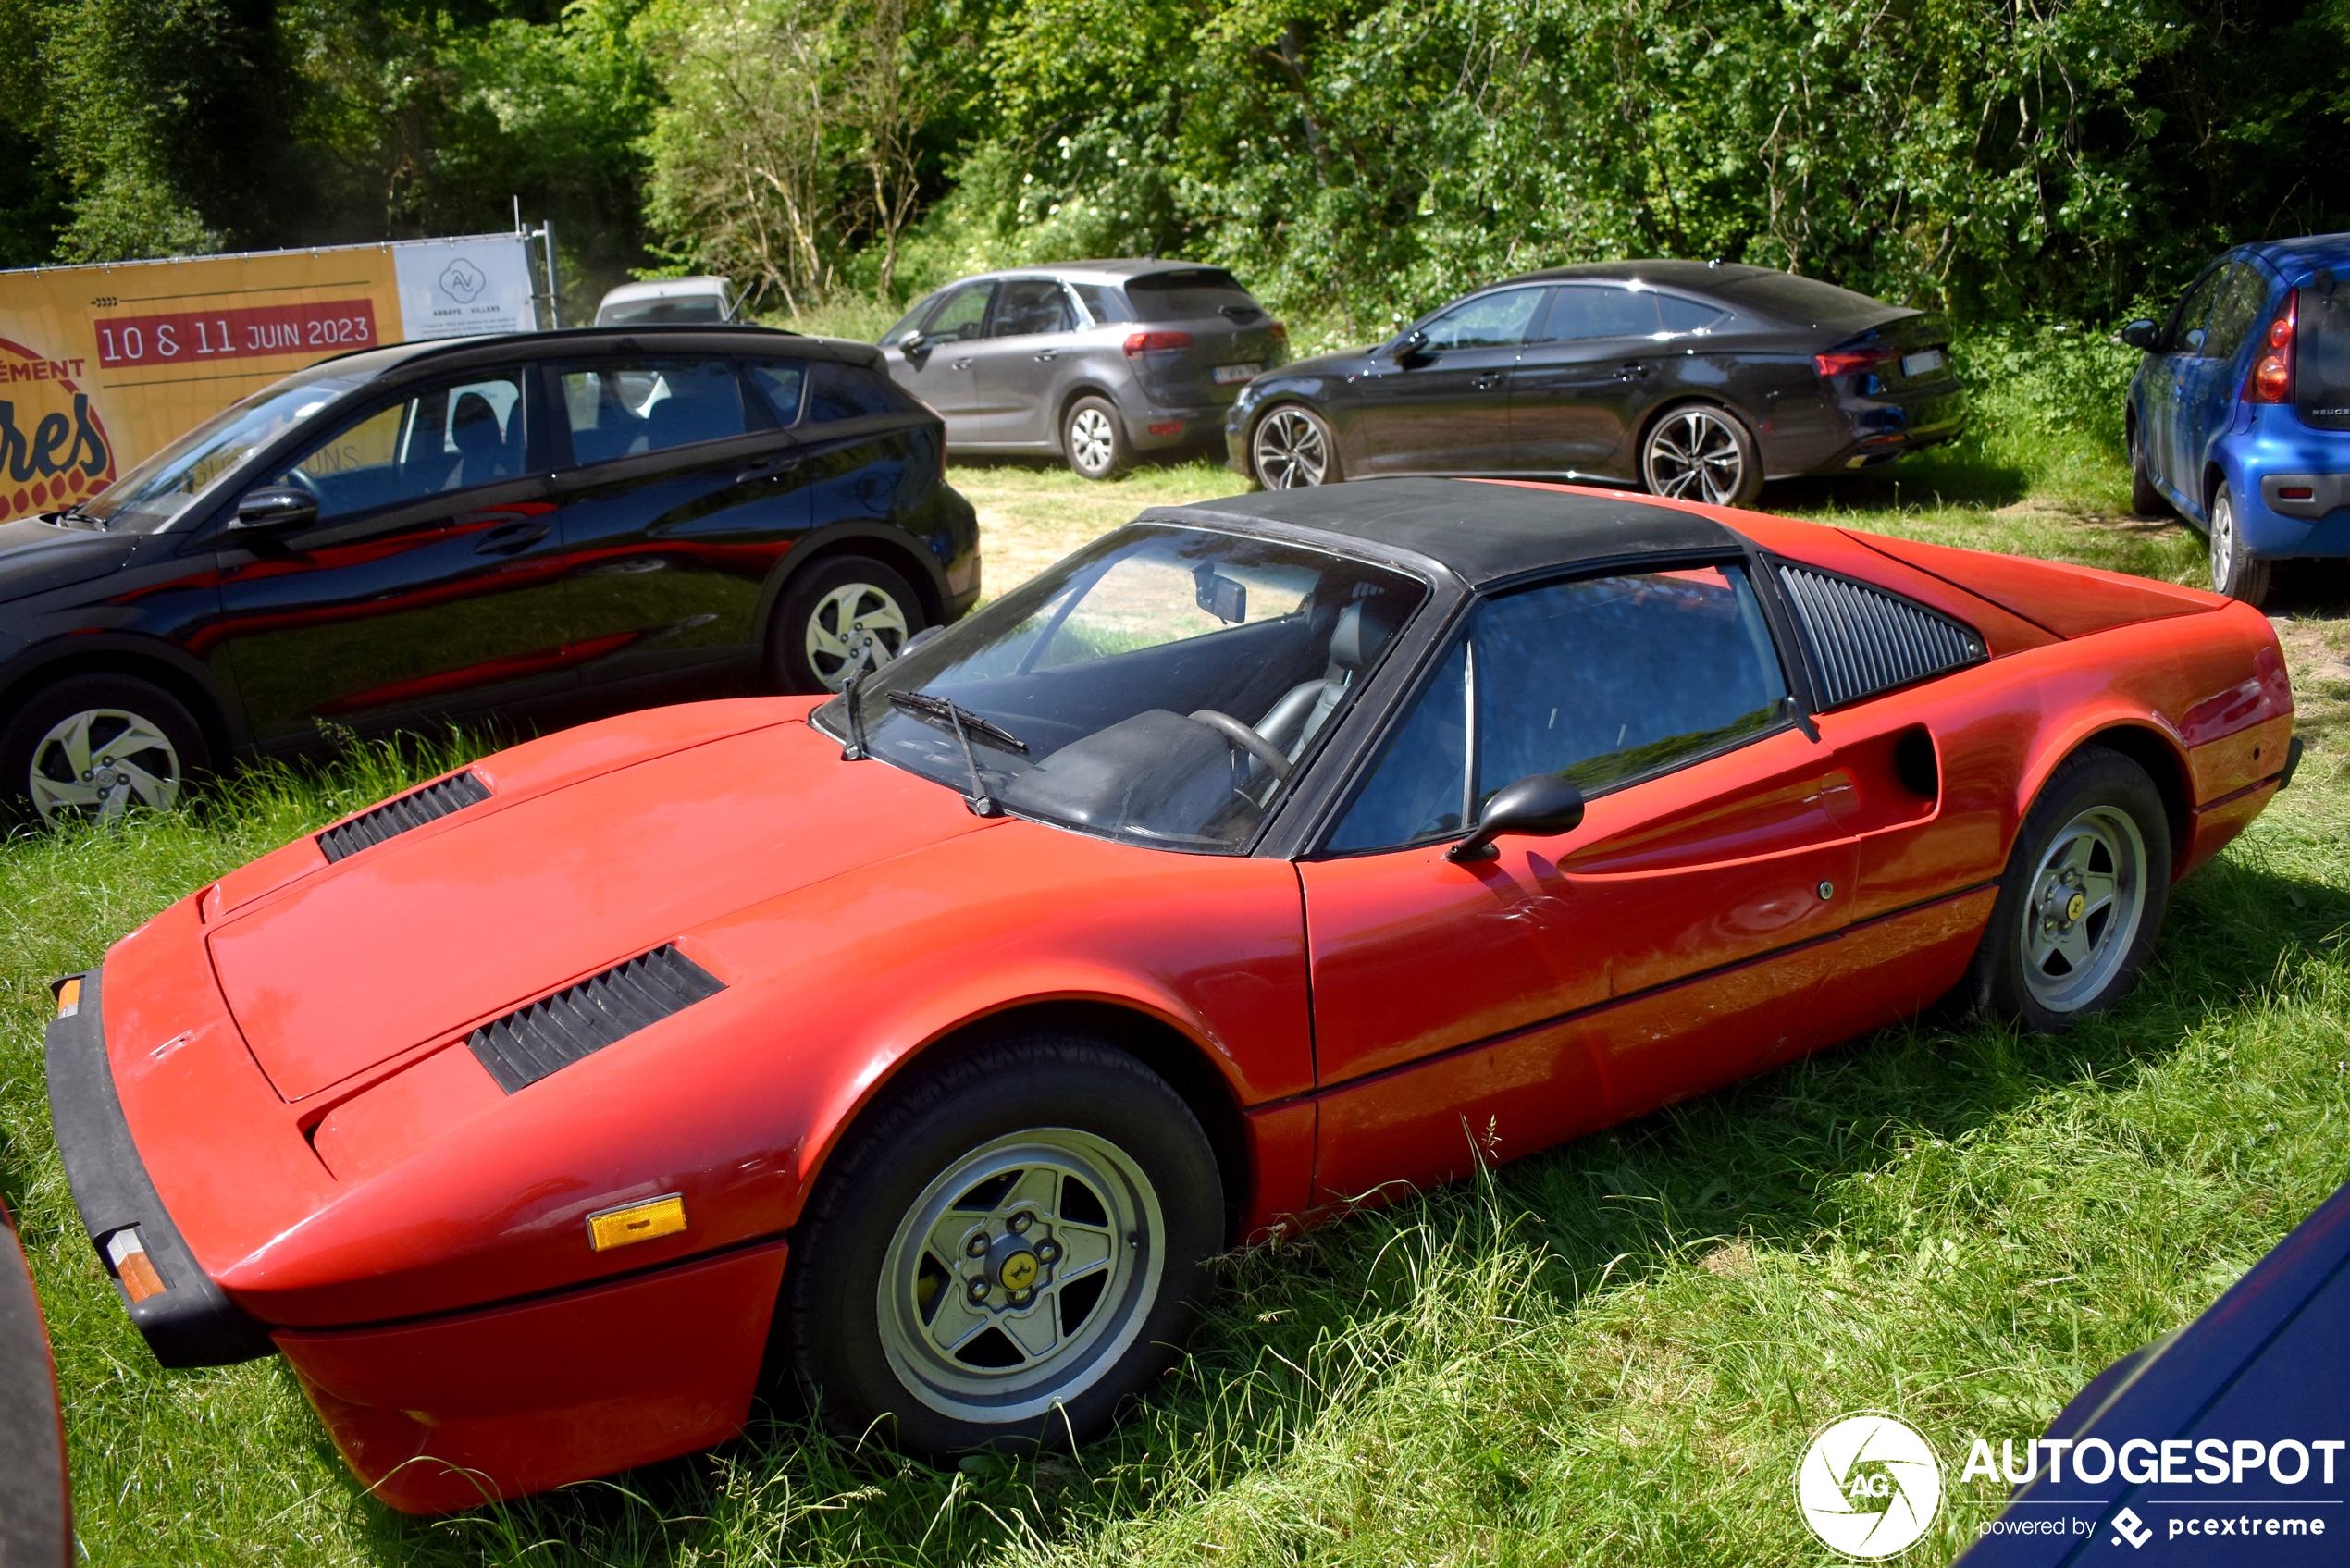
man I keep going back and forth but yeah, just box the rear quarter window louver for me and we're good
[316,772,491,863]
[469,945,725,1093]
[1777,565,1985,710]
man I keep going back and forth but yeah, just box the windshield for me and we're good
[819,525,1425,851]
[79,364,377,533]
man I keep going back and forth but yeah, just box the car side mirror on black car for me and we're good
[2119,318,2163,352]
[1388,327,1430,363]
[227,486,318,536]
[1447,772,1588,863]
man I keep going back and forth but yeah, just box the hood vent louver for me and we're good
[317,772,491,863]
[468,945,724,1094]
[1777,564,1985,710]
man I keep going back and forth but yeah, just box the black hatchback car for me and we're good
[1228,261,1964,503]
[0,326,979,823]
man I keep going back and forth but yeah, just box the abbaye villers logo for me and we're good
[1797,1413,1944,1558]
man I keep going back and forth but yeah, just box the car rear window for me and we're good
[1124,268,1266,324]
[1716,270,1894,327]
[2300,281,2350,430]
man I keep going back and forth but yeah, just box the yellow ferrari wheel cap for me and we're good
[1000,1251,1039,1291]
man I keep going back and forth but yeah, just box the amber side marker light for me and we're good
[52,976,81,1019]
[587,1194,688,1253]
[105,1230,167,1303]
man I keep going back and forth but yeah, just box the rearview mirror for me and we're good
[228,486,318,535]
[1446,772,1587,863]
[2118,318,2162,352]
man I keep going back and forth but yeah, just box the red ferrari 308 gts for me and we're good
[46,477,2296,1512]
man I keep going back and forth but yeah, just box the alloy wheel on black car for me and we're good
[771,555,924,694]
[0,673,205,827]
[1641,405,1762,507]
[1252,406,1337,489]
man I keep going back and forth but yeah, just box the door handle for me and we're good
[1616,360,1649,380]
[1033,349,1058,363]
[1473,372,1503,390]
[951,358,973,371]
[474,520,549,556]
[737,454,803,485]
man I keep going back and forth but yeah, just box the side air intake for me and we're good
[316,772,491,863]
[1777,565,1985,710]
[468,945,725,1093]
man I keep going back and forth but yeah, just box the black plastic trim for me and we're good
[43,969,276,1367]
[316,770,491,863]
[1773,562,1985,710]
[468,945,725,1093]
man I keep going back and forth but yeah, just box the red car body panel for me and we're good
[62,487,2296,1512]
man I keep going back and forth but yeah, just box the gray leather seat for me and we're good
[1257,600,1369,761]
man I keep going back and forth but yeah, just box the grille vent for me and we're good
[317,772,491,863]
[468,945,724,1093]
[1778,565,1984,710]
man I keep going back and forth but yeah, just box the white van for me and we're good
[594,277,736,327]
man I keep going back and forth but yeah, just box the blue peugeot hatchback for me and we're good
[2122,235,2350,605]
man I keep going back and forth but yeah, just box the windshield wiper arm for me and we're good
[887,690,1026,817]
[837,671,870,760]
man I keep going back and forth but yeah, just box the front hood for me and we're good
[0,518,136,604]
[206,717,994,1100]
[1270,346,1382,381]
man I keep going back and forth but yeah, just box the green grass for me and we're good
[6,391,2349,1564]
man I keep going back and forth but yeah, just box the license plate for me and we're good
[1900,348,1946,378]
[1213,363,1261,384]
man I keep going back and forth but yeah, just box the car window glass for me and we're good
[2201,265,2269,361]
[746,361,807,425]
[1071,282,1134,325]
[882,296,936,346]
[1420,287,1544,351]
[2168,266,2228,354]
[991,279,1075,337]
[1025,549,1319,673]
[1124,268,1265,323]
[923,282,995,342]
[1326,637,1471,852]
[2301,281,2350,430]
[81,364,379,534]
[1655,294,1728,334]
[558,360,745,465]
[1534,286,1661,342]
[1477,563,1786,804]
[805,361,906,422]
[272,369,526,520]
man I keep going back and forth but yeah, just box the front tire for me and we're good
[1063,397,1130,481]
[1958,746,2171,1032]
[0,673,207,827]
[769,555,923,694]
[1640,404,1763,507]
[783,1032,1221,1455]
[1250,404,1339,489]
[2207,482,2272,606]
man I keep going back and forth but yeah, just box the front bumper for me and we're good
[43,969,273,1367]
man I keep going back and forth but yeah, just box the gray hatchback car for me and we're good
[879,262,1287,478]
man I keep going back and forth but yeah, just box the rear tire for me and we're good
[0,673,207,827]
[2207,482,2272,606]
[2128,422,2170,518]
[1956,746,2171,1032]
[782,1031,1221,1456]
[769,555,924,694]
[1640,404,1763,507]
[1063,397,1130,481]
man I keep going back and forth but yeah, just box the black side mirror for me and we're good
[1446,772,1587,863]
[228,486,318,535]
[2119,318,2162,352]
[1389,328,1430,363]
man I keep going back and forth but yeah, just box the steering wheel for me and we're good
[1187,710,1292,780]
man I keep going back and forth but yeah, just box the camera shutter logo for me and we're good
[1795,1413,1943,1558]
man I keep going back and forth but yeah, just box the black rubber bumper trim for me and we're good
[2279,734,2305,792]
[43,969,275,1367]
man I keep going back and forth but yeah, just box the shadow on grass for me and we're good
[344,825,2349,1565]
[1762,446,2033,514]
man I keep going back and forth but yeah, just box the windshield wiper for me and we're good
[887,689,1027,817]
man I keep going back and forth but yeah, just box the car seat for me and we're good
[1256,600,1373,761]
[448,393,510,488]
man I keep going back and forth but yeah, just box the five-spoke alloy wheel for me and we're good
[0,673,207,827]
[771,555,925,694]
[1640,405,1762,507]
[1251,405,1337,489]
[784,1031,1220,1454]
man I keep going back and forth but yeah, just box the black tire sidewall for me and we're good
[784,1034,1221,1455]
[1970,747,2172,1031]
[0,673,209,823]
[1063,397,1129,481]
[2129,424,2170,518]
[768,555,925,695]
[1642,403,1763,508]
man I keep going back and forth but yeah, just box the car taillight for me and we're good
[1269,322,1288,340]
[1814,347,1898,378]
[1124,331,1194,357]
[2245,290,2297,403]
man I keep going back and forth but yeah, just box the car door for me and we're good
[1300,562,1859,1203]
[2147,264,2229,499]
[2175,260,2271,503]
[213,364,580,747]
[544,353,811,699]
[959,278,1076,446]
[1506,284,1675,473]
[1352,286,1543,474]
[892,280,994,441]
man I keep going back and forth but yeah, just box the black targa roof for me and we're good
[1156,476,1741,587]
